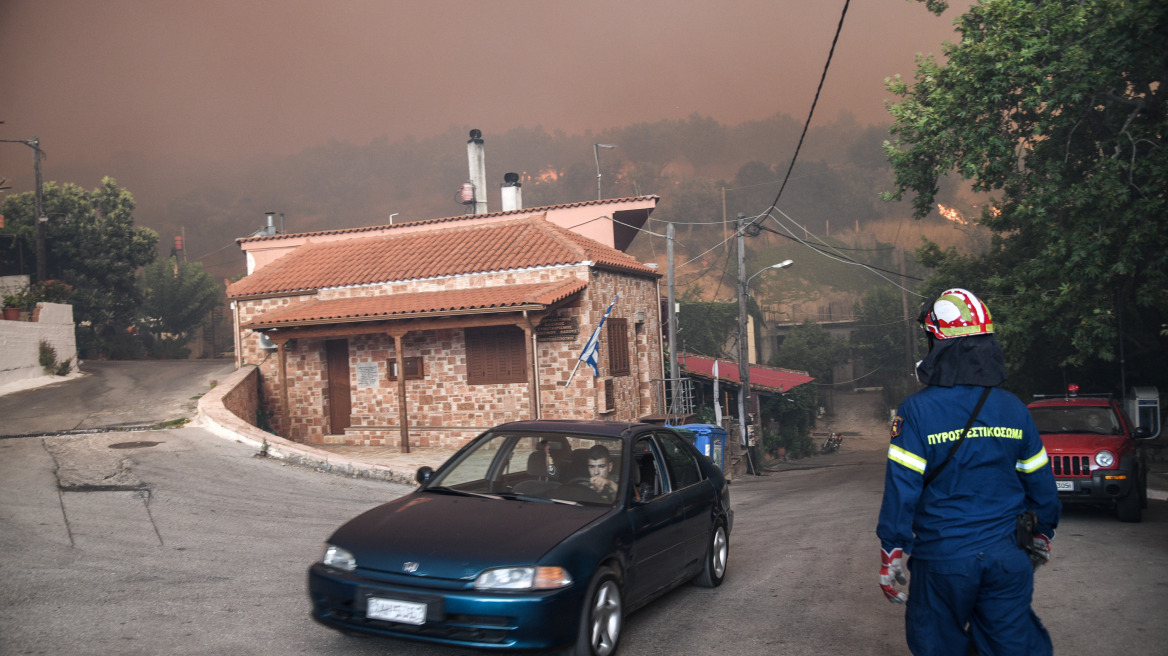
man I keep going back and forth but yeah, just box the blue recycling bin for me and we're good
[669,423,727,472]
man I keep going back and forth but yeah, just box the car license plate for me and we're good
[366,597,427,625]
[1056,481,1074,492]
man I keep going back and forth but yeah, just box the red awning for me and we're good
[677,352,814,393]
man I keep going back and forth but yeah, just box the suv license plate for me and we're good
[367,597,427,625]
[1055,481,1074,492]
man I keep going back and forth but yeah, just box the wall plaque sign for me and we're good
[355,362,380,388]
[535,316,579,341]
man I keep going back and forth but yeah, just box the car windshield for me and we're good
[426,431,625,506]
[1030,406,1122,435]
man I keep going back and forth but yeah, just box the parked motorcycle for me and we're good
[821,431,842,454]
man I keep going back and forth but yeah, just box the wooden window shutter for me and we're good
[607,317,630,377]
[466,325,527,385]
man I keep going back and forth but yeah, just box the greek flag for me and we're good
[578,295,618,376]
[560,294,621,389]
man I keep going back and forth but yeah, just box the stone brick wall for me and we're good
[220,365,260,426]
[234,265,663,448]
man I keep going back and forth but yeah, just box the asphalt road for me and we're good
[0,360,236,436]
[1,364,1166,654]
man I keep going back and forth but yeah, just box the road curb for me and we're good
[196,365,418,486]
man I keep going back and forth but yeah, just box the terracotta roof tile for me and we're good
[227,216,656,299]
[237,195,659,244]
[244,278,588,328]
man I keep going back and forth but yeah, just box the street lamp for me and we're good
[594,143,616,200]
[747,259,794,286]
[736,217,795,474]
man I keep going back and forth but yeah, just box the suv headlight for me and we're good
[1095,450,1115,468]
[321,544,356,572]
[474,566,572,590]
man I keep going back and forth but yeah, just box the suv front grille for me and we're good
[1052,455,1091,477]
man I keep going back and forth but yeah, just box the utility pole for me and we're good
[2,136,47,281]
[736,215,751,452]
[899,248,914,376]
[667,223,679,418]
[32,136,45,283]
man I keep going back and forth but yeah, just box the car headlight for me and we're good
[321,544,356,572]
[1095,450,1115,468]
[474,566,572,591]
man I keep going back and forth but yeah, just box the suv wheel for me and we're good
[1117,486,1142,523]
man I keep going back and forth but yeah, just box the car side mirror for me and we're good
[416,466,434,485]
[1133,426,1151,440]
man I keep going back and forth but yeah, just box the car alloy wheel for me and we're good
[574,566,622,656]
[695,522,728,588]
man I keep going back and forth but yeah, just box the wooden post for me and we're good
[522,313,540,420]
[392,332,410,453]
[278,342,289,438]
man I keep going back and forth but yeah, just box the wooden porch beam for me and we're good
[392,332,410,454]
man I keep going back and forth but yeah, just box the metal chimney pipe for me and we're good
[467,129,487,214]
[501,172,522,211]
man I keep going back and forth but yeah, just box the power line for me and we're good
[758,0,851,222]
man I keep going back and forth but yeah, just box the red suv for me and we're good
[1028,387,1152,522]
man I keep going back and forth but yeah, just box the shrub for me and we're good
[38,340,58,374]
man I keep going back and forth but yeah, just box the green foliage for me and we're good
[139,257,222,339]
[148,335,192,360]
[38,340,57,372]
[851,286,919,389]
[887,0,1168,395]
[761,383,817,458]
[676,299,764,358]
[36,340,72,376]
[771,319,850,383]
[0,178,158,344]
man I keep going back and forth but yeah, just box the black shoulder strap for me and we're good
[923,386,992,487]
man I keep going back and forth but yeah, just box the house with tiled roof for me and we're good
[226,198,664,451]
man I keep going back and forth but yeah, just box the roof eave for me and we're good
[246,303,549,330]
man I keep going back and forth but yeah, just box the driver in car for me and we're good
[586,444,619,502]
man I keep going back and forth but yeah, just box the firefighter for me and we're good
[876,288,1061,656]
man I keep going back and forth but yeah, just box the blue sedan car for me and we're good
[308,420,733,655]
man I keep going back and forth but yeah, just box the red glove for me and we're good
[879,547,908,603]
[1029,533,1052,567]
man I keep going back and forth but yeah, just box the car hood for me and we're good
[1041,432,1127,455]
[330,491,609,580]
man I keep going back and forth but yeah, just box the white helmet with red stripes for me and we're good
[920,288,994,340]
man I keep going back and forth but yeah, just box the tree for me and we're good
[0,178,158,353]
[852,286,918,411]
[139,257,221,342]
[771,319,850,383]
[884,0,1168,395]
[677,299,764,359]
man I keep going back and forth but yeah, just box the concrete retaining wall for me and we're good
[0,302,77,389]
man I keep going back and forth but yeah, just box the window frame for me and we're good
[607,317,630,377]
[465,325,528,385]
[386,356,425,381]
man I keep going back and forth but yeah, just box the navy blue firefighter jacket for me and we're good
[877,337,1060,559]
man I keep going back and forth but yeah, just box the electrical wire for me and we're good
[759,0,851,221]
[766,207,926,296]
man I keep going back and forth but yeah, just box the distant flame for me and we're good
[533,167,560,183]
[937,204,968,225]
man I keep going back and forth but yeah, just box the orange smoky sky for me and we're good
[0,0,965,207]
